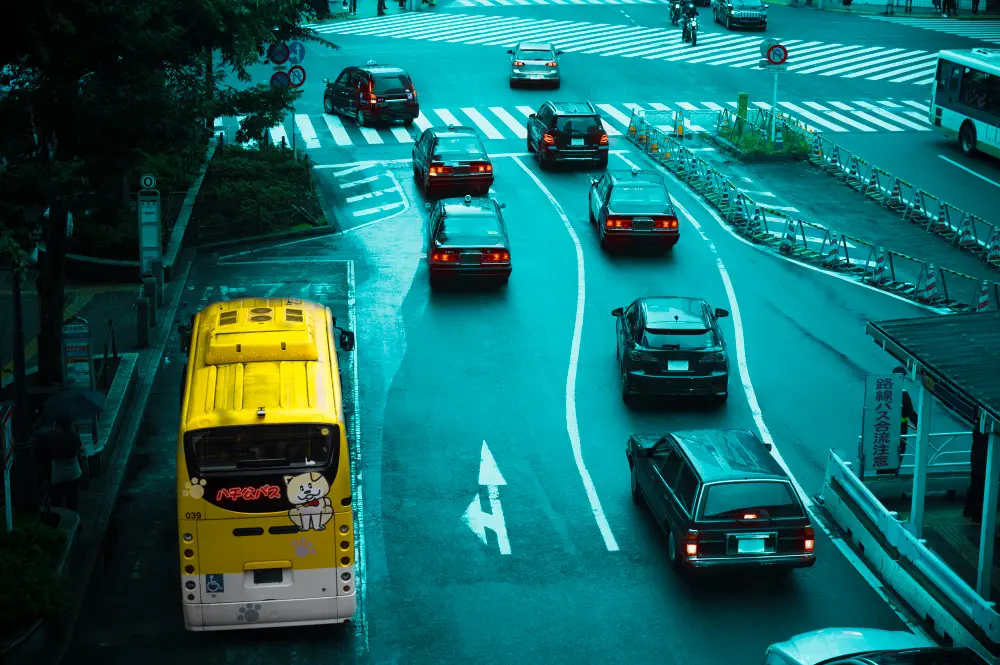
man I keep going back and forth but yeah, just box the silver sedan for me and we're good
[507,42,562,88]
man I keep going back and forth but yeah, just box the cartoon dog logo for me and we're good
[284,472,333,531]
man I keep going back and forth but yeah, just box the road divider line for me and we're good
[347,261,370,658]
[938,155,1000,189]
[511,155,619,553]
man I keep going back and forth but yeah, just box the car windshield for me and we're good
[434,136,485,157]
[186,424,335,473]
[733,0,765,6]
[555,116,602,137]
[642,328,715,350]
[865,649,985,664]
[611,185,669,206]
[436,216,502,245]
[372,74,410,93]
[518,48,553,59]
[700,481,804,520]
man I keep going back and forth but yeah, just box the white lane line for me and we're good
[489,107,529,139]
[339,170,411,235]
[614,149,938,639]
[354,201,405,217]
[390,126,414,143]
[340,175,380,189]
[346,187,400,203]
[333,163,376,177]
[510,155,619,554]
[938,155,1000,189]
[462,107,505,140]
[323,115,353,146]
[295,115,321,149]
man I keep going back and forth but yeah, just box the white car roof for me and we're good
[772,628,935,664]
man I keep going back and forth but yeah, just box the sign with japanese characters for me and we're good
[861,374,904,475]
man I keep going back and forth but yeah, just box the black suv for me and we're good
[712,0,768,30]
[613,296,729,403]
[526,101,609,169]
[322,62,418,127]
[626,429,816,574]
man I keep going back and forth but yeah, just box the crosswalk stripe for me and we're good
[270,125,289,146]
[623,103,645,116]
[845,52,934,79]
[214,117,223,128]
[778,102,846,133]
[295,115,321,149]
[877,100,903,108]
[868,55,938,80]
[649,103,671,111]
[889,67,939,84]
[323,116,353,146]
[390,126,414,143]
[862,16,1000,46]
[516,105,535,119]
[676,102,699,111]
[360,127,384,144]
[853,110,905,132]
[434,108,462,127]
[902,100,929,112]
[803,102,829,111]
[414,112,433,132]
[794,46,895,74]
[826,111,876,132]
[853,101,930,131]
[462,107,504,139]
[489,107,529,138]
[596,103,633,128]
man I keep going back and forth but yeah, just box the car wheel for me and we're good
[323,97,335,114]
[621,364,633,404]
[668,530,685,571]
[960,123,977,155]
[356,109,368,127]
[403,118,414,127]
[526,137,534,153]
[715,392,729,405]
[630,464,642,505]
[597,157,609,169]
[713,7,719,22]
[588,206,595,225]
[726,14,732,29]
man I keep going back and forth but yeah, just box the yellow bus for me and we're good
[176,297,356,631]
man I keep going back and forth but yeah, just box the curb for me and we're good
[195,223,339,252]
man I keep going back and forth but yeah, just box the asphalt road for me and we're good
[63,7,996,665]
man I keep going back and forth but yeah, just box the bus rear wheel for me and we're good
[960,123,978,156]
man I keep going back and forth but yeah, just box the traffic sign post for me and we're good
[137,175,162,279]
[288,65,306,88]
[267,41,306,155]
[2,403,13,536]
[270,71,291,89]
[759,39,789,143]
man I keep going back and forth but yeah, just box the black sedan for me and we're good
[589,168,680,249]
[413,125,494,196]
[613,296,729,403]
[426,195,511,287]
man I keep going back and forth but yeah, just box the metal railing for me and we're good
[623,109,1000,314]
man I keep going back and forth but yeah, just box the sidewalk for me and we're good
[327,0,439,21]
[770,0,1000,17]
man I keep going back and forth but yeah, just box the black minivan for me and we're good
[526,101,610,169]
[626,428,816,573]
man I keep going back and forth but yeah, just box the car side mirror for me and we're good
[764,443,773,452]
[507,49,513,54]
[612,307,624,317]
[339,330,355,353]
[715,307,729,318]
[500,203,506,209]
[556,50,564,55]
[529,113,536,119]
[323,78,329,84]
[590,177,598,186]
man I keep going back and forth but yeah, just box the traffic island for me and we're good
[707,114,810,163]
[191,142,336,251]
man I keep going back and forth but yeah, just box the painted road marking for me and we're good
[462,440,511,554]
[323,115,353,146]
[353,201,405,217]
[489,107,528,139]
[340,175,381,189]
[269,125,290,147]
[390,126,413,143]
[462,107,504,140]
[512,155,620,553]
[347,187,400,203]
[938,155,1000,190]
[360,127,383,145]
[295,114,321,149]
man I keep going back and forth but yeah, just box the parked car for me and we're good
[323,61,418,127]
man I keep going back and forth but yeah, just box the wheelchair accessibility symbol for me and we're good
[205,574,225,593]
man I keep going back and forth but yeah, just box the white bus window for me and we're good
[960,69,1000,114]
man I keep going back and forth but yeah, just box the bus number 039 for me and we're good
[185,512,202,520]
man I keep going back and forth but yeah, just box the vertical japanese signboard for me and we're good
[62,317,97,456]
[860,374,903,476]
[137,174,161,277]
[2,402,14,535]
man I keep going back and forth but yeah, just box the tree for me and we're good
[0,0,337,387]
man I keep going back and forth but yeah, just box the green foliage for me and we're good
[0,517,71,639]
[196,145,324,241]
[719,121,809,157]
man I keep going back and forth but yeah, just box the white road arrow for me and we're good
[462,440,511,555]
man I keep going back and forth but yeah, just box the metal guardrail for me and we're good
[823,449,1000,648]
[856,431,974,479]
[624,109,1000,314]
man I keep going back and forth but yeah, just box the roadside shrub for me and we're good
[0,517,71,640]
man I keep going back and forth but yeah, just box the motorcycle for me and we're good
[670,2,681,24]
[682,16,699,46]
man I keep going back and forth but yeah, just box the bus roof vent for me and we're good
[971,48,1000,58]
[205,306,319,365]
[219,311,238,326]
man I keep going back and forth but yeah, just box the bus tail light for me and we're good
[605,217,632,230]
[685,530,699,557]
[804,526,815,553]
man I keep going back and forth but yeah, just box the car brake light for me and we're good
[654,217,679,229]
[743,513,758,520]
[481,249,510,262]
[368,94,377,104]
[804,526,814,552]
[513,60,525,67]
[605,217,632,230]
[685,530,698,557]
[542,133,555,145]
[599,133,609,144]
[546,61,557,67]
[429,165,452,176]
[474,162,492,173]
[431,250,457,262]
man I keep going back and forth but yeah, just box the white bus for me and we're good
[930,48,1000,159]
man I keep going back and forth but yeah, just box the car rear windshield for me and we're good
[642,328,716,350]
[434,136,486,157]
[700,481,804,520]
[518,48,553,59]
[611,185,669,206]
[864,649,986,664]
[437,216,502,245]
[554,115,602,137]
[186,424,336,473]
[372,74,410,93]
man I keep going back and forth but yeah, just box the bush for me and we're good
[719,121,809,157]
[194,144,325,243]
[0,517,71,640]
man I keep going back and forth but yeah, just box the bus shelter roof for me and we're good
[866,312,1000,433]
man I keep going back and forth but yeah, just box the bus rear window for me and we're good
[186,424,336,473]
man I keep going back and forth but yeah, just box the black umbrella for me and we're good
[42,387,106,422]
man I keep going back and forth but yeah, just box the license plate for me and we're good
[571,138,585,146]
[528,75,545,80]
[737,539,766,554]
[460,253,481,265]
[634,220,652,231]
[388,100,404,106]
[666,360,688,372]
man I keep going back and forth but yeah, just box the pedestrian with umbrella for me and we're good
[41,388,106,512]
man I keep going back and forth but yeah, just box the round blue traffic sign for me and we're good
[268,42,290,65]
[270,71,291,88]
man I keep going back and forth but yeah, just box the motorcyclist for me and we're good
[669,1,682,23]
[681,3,698,40]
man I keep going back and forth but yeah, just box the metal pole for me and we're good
[771,72,778,143]
[11,269,29,443]
[291,103,296,156]
[909,379,933,538]
[978,428,1000,597]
